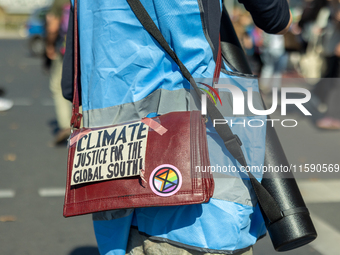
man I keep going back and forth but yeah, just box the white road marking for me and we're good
[0,190,15,198]
[296,180,340,254]
[309,213,340,255]
[12,98,33,106]
[38,188,65,197]
[40,99,54,106]
[20,58,43,66]
[297,180,340,203]
[9,98,55,106]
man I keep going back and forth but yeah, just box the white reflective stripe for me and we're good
[83,88,264,128]
[0,190,15,198]
[83,88,191,128]
[213,176,257,206]
[38,188,65,197]
[297,180,340,255]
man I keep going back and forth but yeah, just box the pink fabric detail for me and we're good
[141,118,168,135]
[69,129,92,146]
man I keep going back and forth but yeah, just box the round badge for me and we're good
[149,164,182,197]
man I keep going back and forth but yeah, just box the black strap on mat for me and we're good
[126,0,283,224]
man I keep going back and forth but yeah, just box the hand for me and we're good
[46,44,57,60]
[336,10,340,22]
[291,23,301,35]
[335,43,340,57]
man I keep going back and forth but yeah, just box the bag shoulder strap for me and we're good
[126,0,283,223]
[70,0,82,130]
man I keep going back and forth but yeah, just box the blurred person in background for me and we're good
[297,0,329,98]
[258,2,296,94]
[259,32,288,94]
[235,5,289,93]
[248,27,264,75]
[297,0,340,129]
[45,0,72,144]
[297,0,328,52]
[314,0,340,130]
[236,10,264,76]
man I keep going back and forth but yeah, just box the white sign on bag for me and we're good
[71,122,149,186]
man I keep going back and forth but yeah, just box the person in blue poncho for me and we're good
[62,0,291,254]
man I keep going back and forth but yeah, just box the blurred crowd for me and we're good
[234,0,340,129]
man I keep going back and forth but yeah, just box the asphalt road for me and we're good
[0,39,99,255]
[0,39,339,255]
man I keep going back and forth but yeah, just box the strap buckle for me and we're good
[225,134,242,147]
